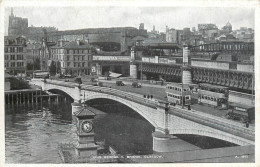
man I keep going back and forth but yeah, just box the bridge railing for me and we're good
[45,79,78,88]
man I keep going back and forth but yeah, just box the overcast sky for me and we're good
[4,7,254,35]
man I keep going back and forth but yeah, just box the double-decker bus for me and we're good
[33,70,49,78]
[166,83,191,106]
[198,83,228,109]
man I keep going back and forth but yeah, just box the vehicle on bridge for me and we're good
[116,81,125,86]
[132,81,142,88]
[166,83,191,106]
[226,90,255,123]
[75,77,82,84]
[198,83,228,109]
[33,70,49,79]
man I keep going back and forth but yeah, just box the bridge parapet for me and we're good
[169,107,254,143]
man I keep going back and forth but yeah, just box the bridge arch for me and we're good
[82,93,159,128]
[44,84,78,101]
[46,88,74,101]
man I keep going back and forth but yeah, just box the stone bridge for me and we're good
[30,79,254,152]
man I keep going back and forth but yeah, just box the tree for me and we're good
[56,61,61,74]
[49,61,56,76]
[34,57,40,70]
[26,57,41,71]
[26,62,34,71]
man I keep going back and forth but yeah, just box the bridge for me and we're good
[30,79,254,153]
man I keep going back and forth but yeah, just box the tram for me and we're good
[198,83,228,109]
[166,83,191,106]
[227,90,255,122]
[33,70,49,79]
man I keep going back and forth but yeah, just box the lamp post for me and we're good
[141,55,143,86]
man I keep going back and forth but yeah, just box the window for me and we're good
[74,62,77,67]
[67,55,70,61]
[17,55,23,60]
[11,62,15,67]
[82,62,85,67]
[67,62,70,67]
[185,96,189,100]
[5,63,9,67]
[11,55,15,60]
[5,55,8,60]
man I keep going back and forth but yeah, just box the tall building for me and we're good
[139,23,144,30]
[8,8,58,37]
[4,36,27,75]
[222,22,232,33]
[8,8,28,36]
[25,43,42,72]
[166,28,178,43]
[41,39,96,76]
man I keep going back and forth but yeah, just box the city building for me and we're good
[8,8,28,36]
[25,43,42,73]
[26,43,41,63]
[8,8,58,37]
[4,36,27,75]
[166,28,178,43]
[222,22,232,33]
[45,39,96,76]
[198,24,218,34]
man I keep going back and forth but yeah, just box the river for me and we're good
[5,99,154,163]
[5,97,236,163]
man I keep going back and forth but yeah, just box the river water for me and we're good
[5,99,154,163]
[5,97,236,163]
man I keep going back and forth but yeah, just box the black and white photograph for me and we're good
[0,0,259,165]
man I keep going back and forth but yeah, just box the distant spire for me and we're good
[11,7,14,17]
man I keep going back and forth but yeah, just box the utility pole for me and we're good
[181,66,184,109]
[33,55,35,78]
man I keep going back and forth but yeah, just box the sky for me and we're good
[4,7,255,35]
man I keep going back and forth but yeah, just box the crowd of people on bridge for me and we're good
[144,94,153,100]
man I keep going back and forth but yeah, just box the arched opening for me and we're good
[85,98,155,155]
[44,89,74,121]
